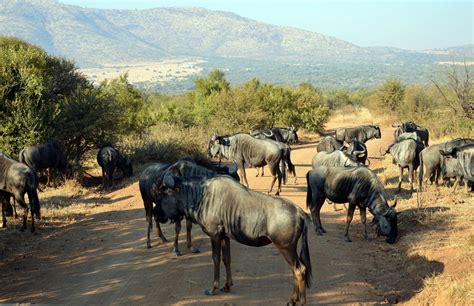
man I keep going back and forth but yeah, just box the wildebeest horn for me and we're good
[263,130,273,137]
[353,149,366,156]
[163,173,176,188]
[392,123,401,127]
[391,196,398,208]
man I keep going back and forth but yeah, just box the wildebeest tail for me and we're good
[418,150,424,193]
[286,148,296,177]
[299,214,312,288]
[280,157,287,185]
[305,171,312,210]
[26,171,40,218]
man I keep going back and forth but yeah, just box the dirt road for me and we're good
[1,123,403,305]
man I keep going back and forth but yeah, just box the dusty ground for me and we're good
[0,109,472,305]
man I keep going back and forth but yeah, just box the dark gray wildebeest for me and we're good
[208,133,284,195]
[139,158,238,253]
[344,138,370,165]
[250,126,299,144]
[0,155,40,231]
[154,174,312,304]
[396,132,421,142]
[393,121,429,146]
[440,144,474,193]
[0,151,16,218]
[251,137,296,184]
[19,140,67,187]
[417,138,474,196]
[306,166,398,244]
[335,124,381,144]
[316,136,344,153]
[385,138,425,192]
[97,145,133,189]
[311,150,362,211]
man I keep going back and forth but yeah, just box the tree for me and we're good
[377,79,405,111]
[432,61,473,119]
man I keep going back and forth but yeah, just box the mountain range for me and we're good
[0,0,472,91]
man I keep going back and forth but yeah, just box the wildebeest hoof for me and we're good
[189,246,200,253]
[146,244,151,249]
[204,288,218,295]
[321,228,327,233]
[316,230,323,236]
[220,285,231,293]
[173,250,182,257]
[287,300,297,306]
[345,236,352,242]
[20,227,25,232]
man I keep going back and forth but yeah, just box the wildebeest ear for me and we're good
[163,173,176,189]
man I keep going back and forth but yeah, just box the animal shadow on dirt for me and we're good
[358,206,448,303]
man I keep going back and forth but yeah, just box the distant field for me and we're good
[79,58,206,88]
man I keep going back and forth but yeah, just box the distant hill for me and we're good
[0,0,472,92]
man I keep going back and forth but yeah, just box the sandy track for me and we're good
[0,125,396,305]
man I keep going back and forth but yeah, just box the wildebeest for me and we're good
[312,150,361,169]
[344,138,369,165]
[393,121,429,146]
[250,126,299,144]
[19,140,67,187]
[97,145,133,189]
[335,124,381,144]
[386,139,425,192]
[0,152,16,218]
[440,144,474,192]
[155,174,312,304]
[0,156,40,231]
[139,158,238,253]
[418,138,474,193]
[253,138,296,184]
[396,132,421,142]
[208,133,284,195]
[316,136,344,153]
[306,166,398,244]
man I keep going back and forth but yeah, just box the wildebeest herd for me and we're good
[0,123,472,304]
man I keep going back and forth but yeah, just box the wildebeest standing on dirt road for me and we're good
[155,174,312,304]
[386,138,425,192]
[97,145,133,189]
[306,166,398,244]
[393,121,429,146]
[0,155,40,231]
[19,140,67,187]
[139,158,239,253]
[440,144,474,192]
[316,136,344,153]
[335,124,381,144]
[418,138,474,192]
[208,133,284,195]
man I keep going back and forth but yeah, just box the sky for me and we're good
[59,1,473,50]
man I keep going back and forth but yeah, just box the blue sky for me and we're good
[59,1,473,50]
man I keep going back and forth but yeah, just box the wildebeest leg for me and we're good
[204,237,222,296]
[145,200,153,248]
[277,246,303,304]
[220,236,233,292]
[237,161,249,188]
[452,177,460,193]
[13,198,17,219]
[1,199,6,228]
[310,196,326,235]
[360,207,368,240]
[155,219,168,244]
[408,164,414,193]
[397,167,404,191]
[186,218,199,253]
[344,203,356,242]
[173,220,182,256]
[101,168,106,189]
[267,163,279,195]
[261,166,265,176]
